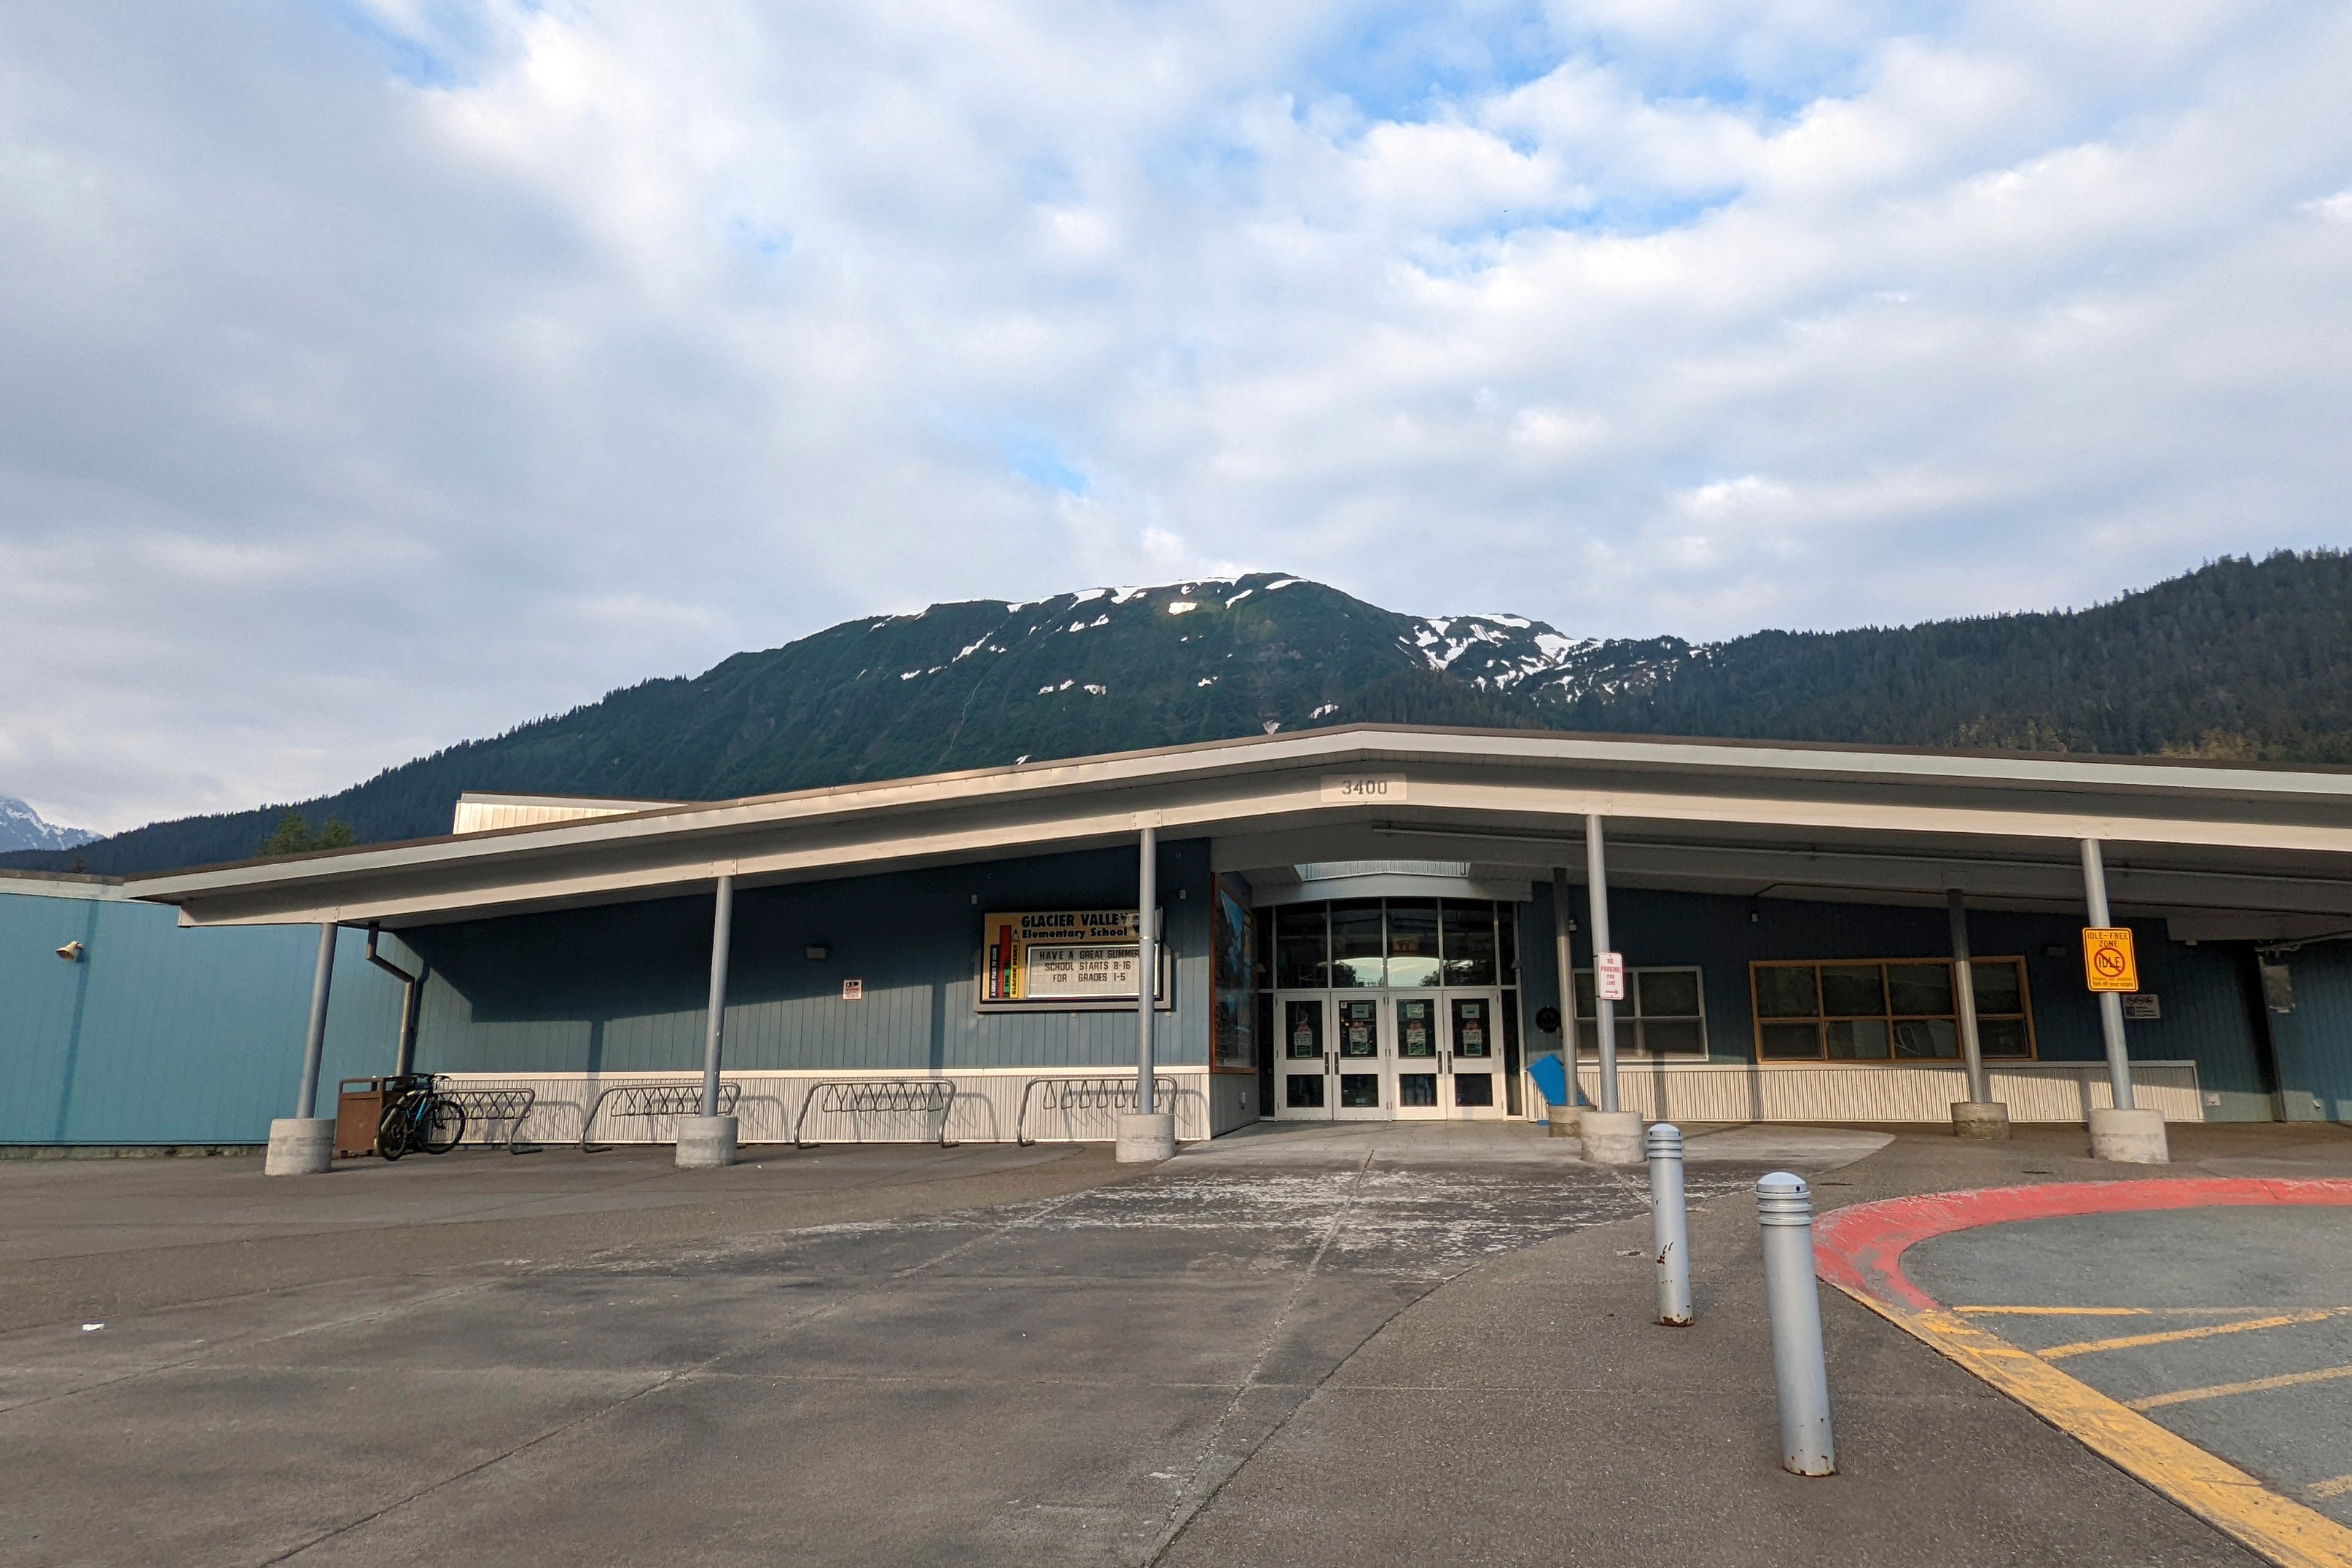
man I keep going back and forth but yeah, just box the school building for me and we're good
[8,726,2352,1167]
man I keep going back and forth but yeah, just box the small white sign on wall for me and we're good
[1596,952,1628,1003]
[1320,773,1407,804]
[841,978,865,1001]
[2122,992,2160,1020]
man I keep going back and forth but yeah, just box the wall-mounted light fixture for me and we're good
[55,940,85,962]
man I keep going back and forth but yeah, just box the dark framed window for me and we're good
[1750,958,2036,1062]
[1570,966,1708,1058]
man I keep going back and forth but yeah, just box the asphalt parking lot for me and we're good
[0,1134,1712,1567]
[1904,1199,2352,1526]
[3,1122,2343,1567]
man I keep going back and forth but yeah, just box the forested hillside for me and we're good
[11,549,2347,877]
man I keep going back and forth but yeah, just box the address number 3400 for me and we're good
[1320,774,1409,804]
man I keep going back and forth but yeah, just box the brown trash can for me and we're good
[335,1078,391,1159]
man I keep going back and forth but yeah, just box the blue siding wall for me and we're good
[2265,943,2352,1121]
[1518,881,2275,1119]
[1,885,407,1145]
[407,841,1214,1075]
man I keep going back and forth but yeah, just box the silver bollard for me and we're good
[1646,1121,1693,1325]
[1757,1171,1836,1476]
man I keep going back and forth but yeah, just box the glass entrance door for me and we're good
[1275,994,1331,1120]
[1332,997,1386,1118]
[1392,995,1444,1119]
[1445,992,1507,1120]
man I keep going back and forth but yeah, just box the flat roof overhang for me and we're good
[122,725,2352,931]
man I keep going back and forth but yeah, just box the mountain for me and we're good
[0,797,100,855]
[9,550,2350,877]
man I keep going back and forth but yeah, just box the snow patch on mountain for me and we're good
[1402,612,1694,705]
[0,798,99,853]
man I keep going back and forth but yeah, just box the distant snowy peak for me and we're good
[0,797,99,853]
[1402,613,1696,704]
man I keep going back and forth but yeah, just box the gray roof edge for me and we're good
[122,723,2352,902]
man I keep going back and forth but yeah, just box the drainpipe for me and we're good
[365,924,422,1078]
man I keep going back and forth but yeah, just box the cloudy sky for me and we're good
[4,0,2349,834]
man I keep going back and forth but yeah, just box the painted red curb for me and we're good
[1813,1178,2352,1310]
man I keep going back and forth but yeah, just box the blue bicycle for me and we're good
[376,1074,467,1160]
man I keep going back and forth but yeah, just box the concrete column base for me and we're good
[1547,1105,1582,1137]
[264,1118,335,1176]
[674,1115,738,1169]
[1579,1110,1646,1166]
[2089,1106,2168,1164]
[1951,1101,2012,1141]
[1115,1112,1176,1164]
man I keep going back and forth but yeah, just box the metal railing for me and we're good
[444,1086,539,1153]
[792,1079,958,1148]
[580,1081,742,1151]
[1015,1075,1179,1146]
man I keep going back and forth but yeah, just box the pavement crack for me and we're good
[1139,1152,1378,1567]
[0,1279,495,1419]
[251,1183,1107,1564]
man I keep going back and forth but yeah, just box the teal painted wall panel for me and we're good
[407,841,1213,1076]
[0,886,410,1145]
[2266,944,2352,1122]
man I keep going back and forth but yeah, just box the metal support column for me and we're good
[699,874,736,1118]
[1136,825,1158,1116]
[1584,815,1622,1115]
[2079,839,2136,1111]
[1552,866,1580,1110]
[294,923,337,1118]
[1948,889,1989,1105]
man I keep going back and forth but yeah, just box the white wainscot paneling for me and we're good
[1527,1060,2205,1124]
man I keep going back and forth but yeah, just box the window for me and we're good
[1571,966,1708,1057]
[1750,958,2035,1062]
[1265,900,1510,991]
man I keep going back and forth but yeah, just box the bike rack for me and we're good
[1014,1075,1179,1146]
[792,1080,958,1149]
[579,1081,743,1152]
[442,1086,539,1153]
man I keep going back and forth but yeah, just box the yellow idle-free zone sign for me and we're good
[2082,927,2139,993]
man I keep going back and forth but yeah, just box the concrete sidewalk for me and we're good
[1157,1124,2352,1567]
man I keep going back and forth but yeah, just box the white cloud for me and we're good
[1,0,2349,830]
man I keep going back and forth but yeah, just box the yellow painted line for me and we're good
[1837,1285,2352,1568]
[2133,1363,2352,1412]
[2042,1309,2348,1360]
[2313,1475,2352,1500]
[1956,1305,2283,1318]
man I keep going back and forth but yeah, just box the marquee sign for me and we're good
[981,909,1165,1007]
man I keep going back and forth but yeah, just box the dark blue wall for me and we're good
[1517,882,2276,1120]
[405,840,1214,1075]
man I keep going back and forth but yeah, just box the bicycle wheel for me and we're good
[419,1097,467,1155]
[376,1102,412,1161]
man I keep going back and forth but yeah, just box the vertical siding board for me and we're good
[2271,944,2352,1121]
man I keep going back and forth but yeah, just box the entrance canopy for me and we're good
[127,725,2352,937]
